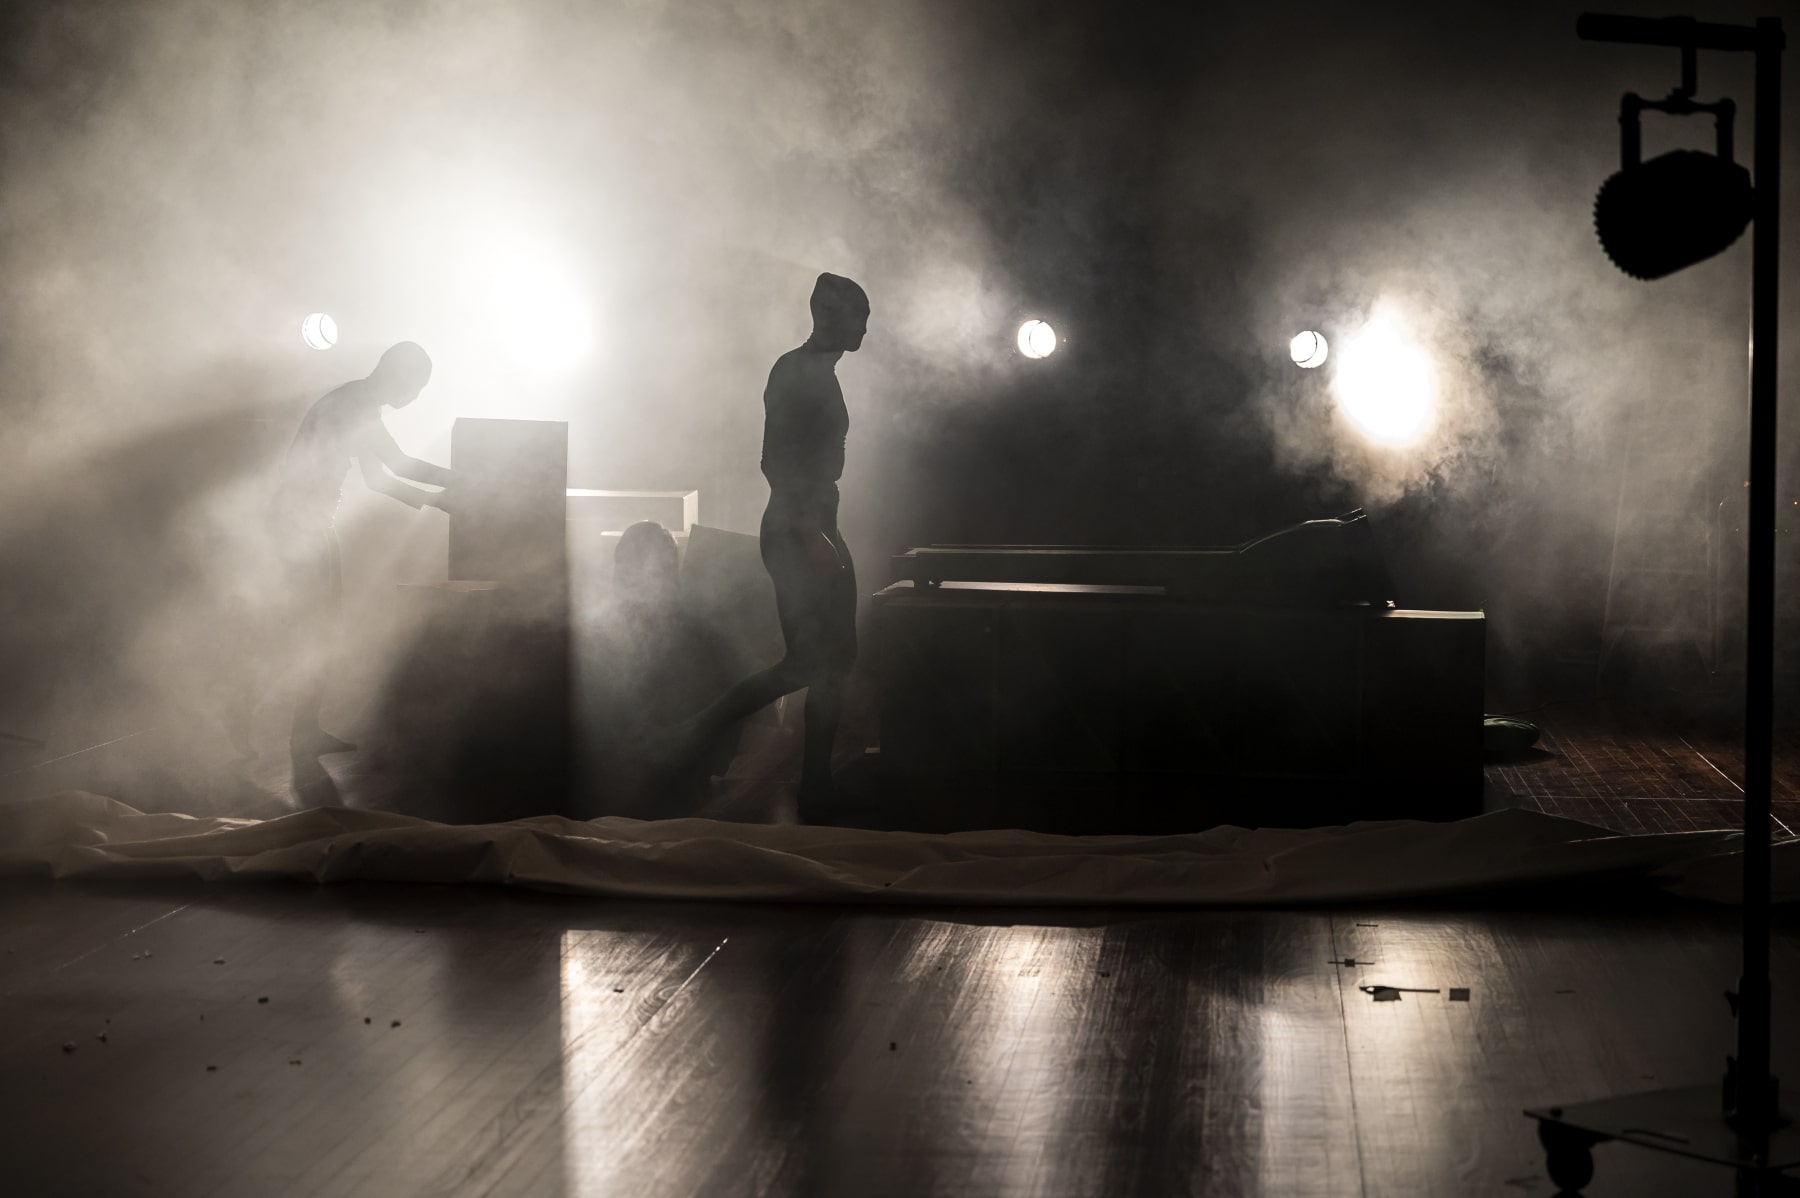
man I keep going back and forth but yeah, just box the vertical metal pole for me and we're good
[1735,15,1781,1138]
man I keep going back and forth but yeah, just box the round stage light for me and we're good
[1017,319,1058,360]
[301,312,338,350]
[1332,315,1434,446]
[1289,330,1329,369]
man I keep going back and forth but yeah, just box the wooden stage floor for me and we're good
[2,880,1795,1197]
[2,708,1797,1196]
[1484,703,1800,840]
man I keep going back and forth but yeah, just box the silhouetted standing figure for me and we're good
[680,274,868,816]
[273,341,449,760]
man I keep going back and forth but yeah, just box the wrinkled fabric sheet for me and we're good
[1,790,1787,906]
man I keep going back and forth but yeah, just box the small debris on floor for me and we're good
[61,1042,76,1054]
[1098,970,1111,978]
[1356,923,1379,927]
[1554,988,1576,995]
[1449,988,1471,1002]
[96,1031,108,1044]
[414,928,425,934]
[1360,985,1441,1002]
[206,1065,217,1072]
[1331,958,1365,968]
[213,958,225,965]
[612,986,624,993]
[888,1042,897,1051]
[257,997,269,1004]
[288,1059,302,1066]
[363,1017,371,1024]
[390,1020,402,1028]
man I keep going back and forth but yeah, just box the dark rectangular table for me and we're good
[870,580,1484,832]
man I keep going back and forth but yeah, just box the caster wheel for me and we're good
[1545,1146,1594,1192]
[1537,1121,1599,1192]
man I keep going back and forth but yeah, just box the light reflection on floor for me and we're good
[561,929,668,1196]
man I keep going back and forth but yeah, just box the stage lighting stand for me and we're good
[1524,14,1793,1196]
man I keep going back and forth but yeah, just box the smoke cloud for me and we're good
[0,0,1791,803]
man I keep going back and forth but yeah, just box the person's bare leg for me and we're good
[678,657,807,746]
[290,530,356,756]
[797,532,856,816]
[796,668,846,817]
[290,666,355,754]
[222,664,259,759]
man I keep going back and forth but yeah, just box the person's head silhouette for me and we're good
[369,342,433,407]
[614,521,680,605]
[807,274,869,353]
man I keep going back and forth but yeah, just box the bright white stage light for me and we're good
[1332,314,1434,446]
[1289,330,1328,368]
[1017,319,1058,360]
[489,253,593,373]
[301,312,338,350]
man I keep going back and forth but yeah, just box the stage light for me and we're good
[1590,79,1753,281]
[301,312,338,350]
[493,258,592,373]
[1596,148,1752,280]
[1017,319,1058,360]
[1289,330,1329,368]
[1332,314,1434,446]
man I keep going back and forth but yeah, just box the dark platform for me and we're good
[448,417,570,591]
[870,579,1484,833]
[378,418,572,810]
[888,510,1395,605]
[381,581,570,789]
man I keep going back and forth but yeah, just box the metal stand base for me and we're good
[1527,1085,1800,1194]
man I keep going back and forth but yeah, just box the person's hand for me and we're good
[424,489,453,514]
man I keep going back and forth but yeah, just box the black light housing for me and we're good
[1596,148,1753,279]
[1594,85,1752,280]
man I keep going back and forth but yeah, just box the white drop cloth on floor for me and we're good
[1,790,1786,906]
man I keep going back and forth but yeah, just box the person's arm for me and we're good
[354,423,448,509]
[355,452,439,508]
[367,421,452,488]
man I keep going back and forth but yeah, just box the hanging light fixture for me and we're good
[1592,46,1753,279]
